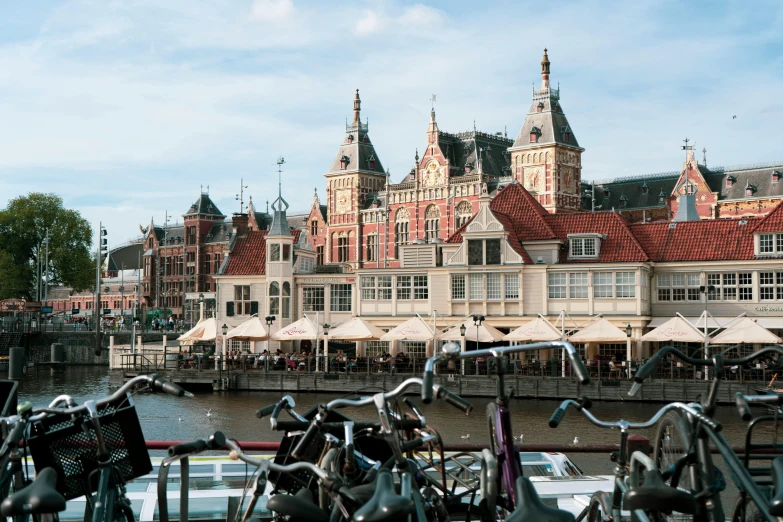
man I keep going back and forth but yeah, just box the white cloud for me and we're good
[355,10,383,35]
[353,4,446,36]
[249,0,295,22]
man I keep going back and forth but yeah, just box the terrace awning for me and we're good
[178,318,218,343]
[271,317,323,341]
[226,317,269,342]
[327,317,386,341]
[709,317,782,344]
[439,321,506,343]
[568,318,630,343]
[381,316,435,341]
[504,317,562,342]
[641,316,704,343]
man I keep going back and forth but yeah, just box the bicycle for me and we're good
[424,340,589,516]
[550,398,719,521]
[24,374,191,522]
[631,346,783,522]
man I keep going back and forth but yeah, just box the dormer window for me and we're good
[368,153,376,170]
[409,169,415,180]
[347,134,354,143]
[726,175,736,187]
[464,162,474,173]
[529,127,541,143]
[537,102,544,113]
[658,190,667,204]
[619,195,628,208]
[745,182,756,196]
[568,234,602,259]
[604,189,611,197]
[561,126,571,143]
[773,171,781,183]
[758,233,783,255]
[641,183,649,195]
[363,135,369,143]
[340,155,350,169]
[463,146,469,155]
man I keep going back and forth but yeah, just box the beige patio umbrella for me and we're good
[380,315,436,341]
[178,317,218,343]
[440,320,506,342]
[271,317,324,340]
[504,316,562,342]
[327,317,386,341]
[568,318,629,343]
[226,317,269,342]
[641,315,704,343]
[709,317,782,344]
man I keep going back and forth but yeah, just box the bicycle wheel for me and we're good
[486,401,499,457]
[586,491,614,522]
[653,411,695,521]
[731,495,764,522]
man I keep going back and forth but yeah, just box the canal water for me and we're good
[17,367,778,510]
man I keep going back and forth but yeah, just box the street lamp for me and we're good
[459,323,466,375]
[221,323,228,370]
[323,323,330,373]
[472,314,484,376]
[198,293,205,322]
[625,324,632,373]
[265,315,275,372]
[699,284,716,380]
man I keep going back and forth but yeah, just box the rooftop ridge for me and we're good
[440,130,513,144]
[591,160,783,185]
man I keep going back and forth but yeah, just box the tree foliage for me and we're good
[0,193,93,300]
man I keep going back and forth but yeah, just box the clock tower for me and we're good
[324,90,387,266]
[508,49,584,212]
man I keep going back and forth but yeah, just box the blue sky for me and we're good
[1,0,782,247]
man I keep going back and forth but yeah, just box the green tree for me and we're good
[0,193,93,300]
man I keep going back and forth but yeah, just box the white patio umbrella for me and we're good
[226,316,269,342]
[709,317,782,344]
[178,317,218,343]
[439,320,506,342]
[504,317,562,342]
[380,315,436,341]
[568,318,630,343]
[327,317,386,341]
[641,315,704,343]
[271,317,324,340]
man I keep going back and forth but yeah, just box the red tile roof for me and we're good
[548,212,650,263]
[489,183,557,241]
[753,200,783,233]
[224,231,268,275]
[629,218,758,262]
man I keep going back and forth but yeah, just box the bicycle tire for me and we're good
[116,500,135,522]
[652,410,696,522]
[586,492,613,522]
[485,401,507,514]
[486,402,499,458]
[731,495,765,522]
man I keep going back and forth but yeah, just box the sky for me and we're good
[1,0,782,248]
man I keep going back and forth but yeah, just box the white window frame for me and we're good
[615,272,636,298]
[451,275,466,300]
[303,286,325,312]
[568,235,600,259]
[569,272,588,299]
[330,284,352,312]
[593,272,613,298]
[504,274,519,299]
[486,273,501,300]
[758,233,783,255]
[548,273,567,299]
[361,276,376,300]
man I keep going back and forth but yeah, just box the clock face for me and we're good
[525,166,544,192]
[335,189,351,214]
[422,161,444,186]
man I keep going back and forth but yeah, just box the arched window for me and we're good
[337,232,349,262]
[282,282,291,319]
[455,200,473,228]
[394,207,410,258]
[424,205,440,243]
[269,282,280,315]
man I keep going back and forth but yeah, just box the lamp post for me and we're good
[265,315,275,372]
[198,293,205,322]
[459,323,466,376]
[699,284,716,380]
[472,314,484,376]
[221,323,228,370]
[625,323,632,378]
[323,324,330,373]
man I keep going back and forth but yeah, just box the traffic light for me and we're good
[100,227,108,257]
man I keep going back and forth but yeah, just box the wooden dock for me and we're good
[109,369,766,404]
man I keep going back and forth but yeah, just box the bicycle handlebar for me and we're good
[276,419,424,433]
[168,431,227,457]
[550,399,722,432]
[735,392,783,421]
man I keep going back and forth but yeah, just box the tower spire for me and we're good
[352,89,361,125]
[541,48,551,91]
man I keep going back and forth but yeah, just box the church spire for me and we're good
[352,89,361,125]
[268,157,290,236]
[541,48,551,91]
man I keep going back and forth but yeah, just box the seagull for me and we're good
[733,115,737,119]
[205,409,213,418]
[178,417,182,422]
[460,434,470,440]
[514,434,524,442]
[573,437,579,444]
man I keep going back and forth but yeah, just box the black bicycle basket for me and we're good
[27,394,152,500]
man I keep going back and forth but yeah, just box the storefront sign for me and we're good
[755,306,783,313]
[299,278,354,284]
[0,299,25,312]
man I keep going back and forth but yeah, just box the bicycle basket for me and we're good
[27,394,152,500]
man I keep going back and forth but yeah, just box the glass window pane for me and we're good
[469,273,484,300]
[486,273,501,300]
[485,239,501,265]
[468,240,483,265]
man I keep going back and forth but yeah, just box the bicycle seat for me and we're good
[353,470,414,522]
[506,477,574,522]
[622,468,697,515]
[770,456,783,516]
[266,489,328,522]
[1,468,66,517]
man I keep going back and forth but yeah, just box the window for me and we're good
[394,208,410,258]
[330,284,352,312]
[469,273,484,300]
[548,273,567,299]
[397,276,411,300]
[424,205,440,242]
[377,276,392,300]
[759,233,783,255]
[468,239,502,265]
[366,340,389,357]
[657,273,699,301]
[269,282,280,315]
[569,272,588,299]
[311,220,318,237]
[455,201,473,228]
[283,244,291,262]
[616,272,636,298]
[366,234,378,261]
[706,272,753,301]
[270,244,280,262]
[569,237,598,258]
[760,272,783,301]
[486,273,501,300]
[593,272,613,298]
[316,246,325,265]
[451,275,466,300]
[361,276,376,300]
[234,285,250,315]
[186,226,196,245]
[505,274,519,299]
[337,236,349,263]
[739,273,753,301]
[282,282,291,318]
[303,286,325,311]
[414,276,428,300]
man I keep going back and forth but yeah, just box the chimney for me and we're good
[232,213,249,237]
